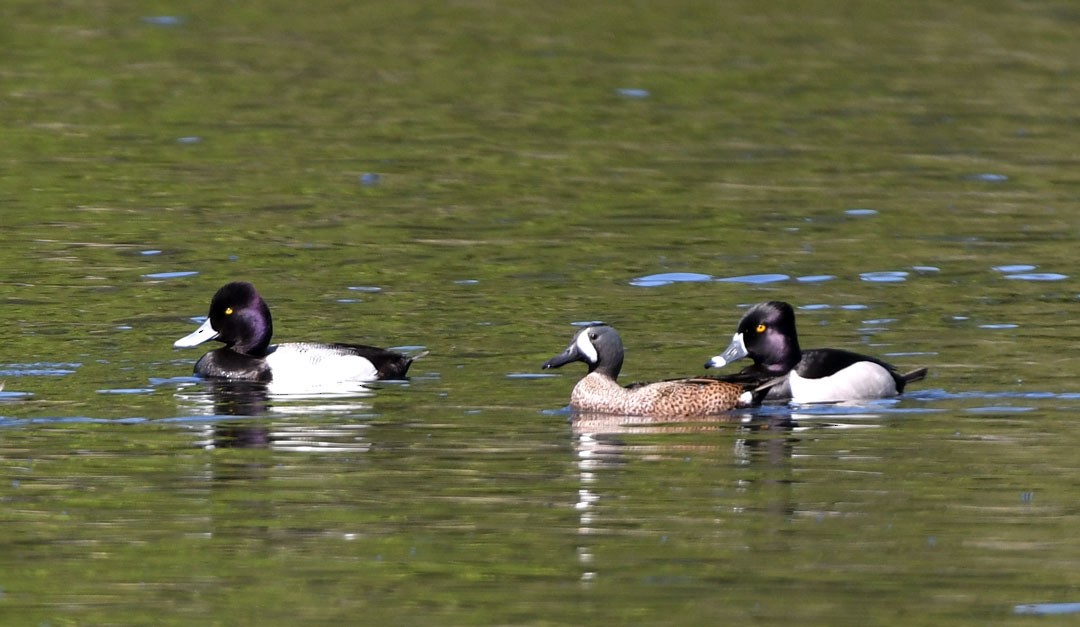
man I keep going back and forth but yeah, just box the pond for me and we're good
[1,0,1079,624]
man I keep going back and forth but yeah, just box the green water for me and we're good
[2,0,1079,624]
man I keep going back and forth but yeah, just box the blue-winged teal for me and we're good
[705,301,927,403]
[175,282,421,383]
[543,325,749,417]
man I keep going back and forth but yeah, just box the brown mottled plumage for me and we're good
[542,325,748,418]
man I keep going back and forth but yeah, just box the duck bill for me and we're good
[174,317,220,348]
[705,332,748,369]
[542,345,582,370]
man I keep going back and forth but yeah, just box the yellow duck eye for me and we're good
[225,307,234,315]
[756,323,766,333]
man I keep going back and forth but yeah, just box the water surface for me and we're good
[2,0,1079,624]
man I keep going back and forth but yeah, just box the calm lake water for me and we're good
[2,0,1079,624]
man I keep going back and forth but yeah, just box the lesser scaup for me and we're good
[543,325,751,417]
[174,282,421,386]
[705,301,927,403]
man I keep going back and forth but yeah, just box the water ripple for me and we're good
[915,390,1059,401]
[1004,273,1068,281]
[1015,602,1080,616]
[968,173,1008,182]
[0,391,32,400]
[714,273,789,284]
[149,376,202,386]
[993,264,1066,281]
[631,272,794,286]
[966,406,1036,413]
[142,15,184,26]
[629,272,711,287]
[860,271,908,283]
[143,271,199,280]
[0,362,81,377]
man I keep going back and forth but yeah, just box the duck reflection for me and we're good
[569,409,800,584]
[174,378,379,453]
[568,403,903,584]
[202,379,273,417]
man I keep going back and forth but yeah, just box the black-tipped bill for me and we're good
[174,317,219,348]
[543,328,598,370]
[543,343,583,370]
[705,332,748,369]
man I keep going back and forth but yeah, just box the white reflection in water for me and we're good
[1015,602,1080,616]
[569,410,772,585]
[628,272,712,287]
[0,362,81,377]
[859,271,909,282]
[186,421,373,453]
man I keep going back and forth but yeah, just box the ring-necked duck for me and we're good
[705,301,927,403]
[543,325,750,417]
[174,281,421,385]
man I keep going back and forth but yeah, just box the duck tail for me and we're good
[378,349,430,380]
[401,350,430,376]
[901,367,928,384]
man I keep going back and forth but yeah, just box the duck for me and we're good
[174,281,421,385]
[542,325,751,417]
[704,301,927,404]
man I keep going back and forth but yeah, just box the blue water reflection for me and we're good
[141,15,184,26]
[968,173,1008,182]
[859,271,909,282]
[630,272,796,286]
[714,273,789,284]
[143,271,199,280]
[0,390,33,400]
[1015,602,1080,616]
[0,363,80,377]
[993,264,1067,281]
[1004,273,1068,281]
[629,272,712,287]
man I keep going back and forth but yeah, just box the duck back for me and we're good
[572,373,744,417]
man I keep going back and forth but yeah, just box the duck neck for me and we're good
[758,334,801,375]
[589,355,623,380]
[234,305,273,357]
[777,338,801,372]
